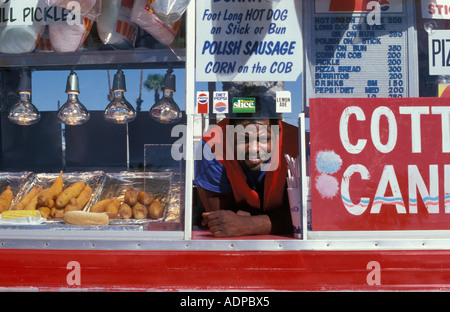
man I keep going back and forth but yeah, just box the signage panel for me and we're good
[310,97,450,231]
[309,0,411,99]
[421,0,450,20]
[232,97,256,114]
[0,0,82,26]
[195,0,302,82]
[213,91,229,114]
[428,29,450,76]
[315,0,403,13]
[276,91,292,113]
[197,91,209,114]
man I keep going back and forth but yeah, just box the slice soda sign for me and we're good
[232,97,256,113]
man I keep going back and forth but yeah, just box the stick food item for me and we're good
[118,203,132,219]
[51,207,65,218]
[105,197,120,219]
[64,198,82,212]
[0,186,13,213]
[90,198,113,213]
[75,184,93,209]
[90,188,165,221]
[148,199,164,219]
[56,181,85,208]
[132,202,148,219]
[124,188,138,206]
[137,191,154,206]
[13,185,43,210]
[37,171,64,207]
[38,207,51,218]
[24,190,42,210]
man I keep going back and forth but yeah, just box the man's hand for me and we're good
[202,210,271,237]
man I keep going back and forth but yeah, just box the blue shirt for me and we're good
[194,140,267,197]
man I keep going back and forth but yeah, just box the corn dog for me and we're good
[76,184,92,209]
[0,186,13,213]
[119,203,132,219]
[148,199,164,219]
[132,202,148,219]
[37,171,64,207]
[90,198,113,213]
[124,188,138,206]
[13,185,43,210]
[56,181,85,208]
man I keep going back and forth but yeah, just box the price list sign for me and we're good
[310,0,410,98]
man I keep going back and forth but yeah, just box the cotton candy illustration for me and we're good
[315,150,342,174]
[314,150,342,199]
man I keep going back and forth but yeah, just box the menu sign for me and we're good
[196,0,303,82]
[310,0,410,98]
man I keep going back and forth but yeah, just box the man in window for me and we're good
[194,94,299,237]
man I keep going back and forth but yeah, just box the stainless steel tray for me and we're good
[93,171,173,223]
[16,171,106,215]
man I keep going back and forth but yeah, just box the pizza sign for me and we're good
[309,97,450,231]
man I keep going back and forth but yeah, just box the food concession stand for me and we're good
[0,0,450,292]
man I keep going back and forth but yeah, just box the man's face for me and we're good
[234,119,274,172]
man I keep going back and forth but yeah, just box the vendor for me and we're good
[194,95,299,237]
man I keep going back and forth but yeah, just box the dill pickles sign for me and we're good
[0,0,82,26]
[196,0,303,82]
[310,97,450,231]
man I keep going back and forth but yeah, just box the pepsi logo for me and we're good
[198,93,209,104]
[214,102,227,113]
[379,0,390,11]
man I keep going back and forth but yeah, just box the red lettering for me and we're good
[428,4,436,15]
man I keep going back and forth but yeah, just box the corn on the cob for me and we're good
[1,210,41,219]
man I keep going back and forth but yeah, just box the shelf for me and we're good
[0,48,186,71]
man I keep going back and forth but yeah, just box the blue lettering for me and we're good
[205,61,237,74]
[270,62,293,74]
[243,40,296,56]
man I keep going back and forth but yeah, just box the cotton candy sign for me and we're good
[309,97,450,231]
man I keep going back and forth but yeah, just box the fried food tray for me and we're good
[5,171,175,227]
[15,171,106,218]
[0,172,34,208]
[94,171,173,225]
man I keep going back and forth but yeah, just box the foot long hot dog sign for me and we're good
[310,97,450,231]
[195,0,303,82]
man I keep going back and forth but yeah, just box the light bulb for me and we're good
[424,20,437,34]
[8,92,40,126]
[150,88,182,124]
[57,71,90,126]
[104,70,136,124]
[8,69,40,126]
[150,68,182,124]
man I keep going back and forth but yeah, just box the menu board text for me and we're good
[311,3,409,98]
